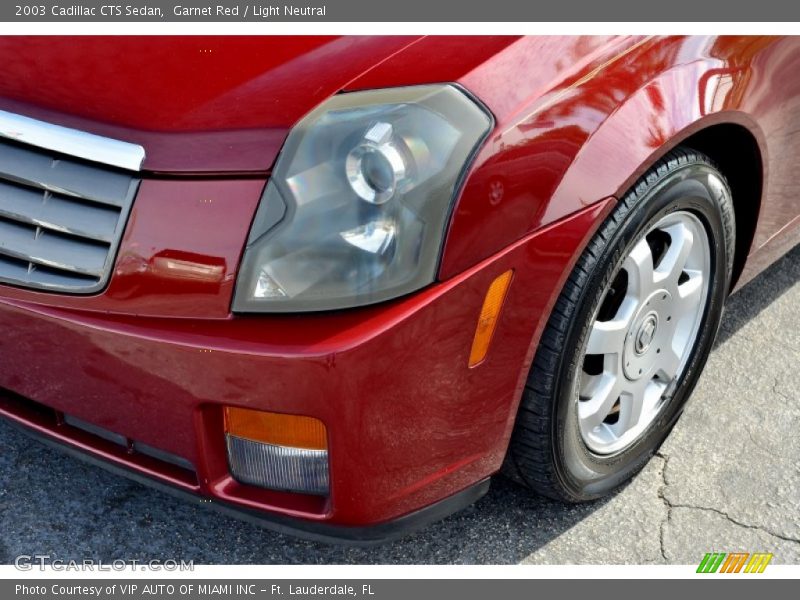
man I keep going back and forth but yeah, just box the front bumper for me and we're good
[3,415,489,544]
[0,176,611,539]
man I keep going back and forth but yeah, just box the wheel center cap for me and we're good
[623,291,671,381]
[635,314,658,355]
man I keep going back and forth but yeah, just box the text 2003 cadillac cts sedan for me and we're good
[0,35,795,542]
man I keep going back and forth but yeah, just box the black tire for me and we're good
[506,147,736,502]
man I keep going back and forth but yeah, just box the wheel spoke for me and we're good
[587,293,637,355]
[623,238,655,297]
[579,371,605,400]
[655,222,694,286]
[616,381,647,433]
[578,373,619,430]
[656,346,682,382]
[676,270,704,312]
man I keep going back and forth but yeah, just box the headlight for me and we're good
[232,84,492,313]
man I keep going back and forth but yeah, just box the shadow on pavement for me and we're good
[716,243,800,346]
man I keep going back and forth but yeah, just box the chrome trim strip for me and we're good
[0,110,145,171]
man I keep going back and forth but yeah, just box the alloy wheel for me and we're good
[576,210,711,454]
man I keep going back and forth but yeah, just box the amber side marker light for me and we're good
[223,407,329,495]
[469,269,514,367]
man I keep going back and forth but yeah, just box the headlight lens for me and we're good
[232,84,492,313]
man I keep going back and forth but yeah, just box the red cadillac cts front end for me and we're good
[0,35,795,541]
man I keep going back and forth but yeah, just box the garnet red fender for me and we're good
[424,36,797,285]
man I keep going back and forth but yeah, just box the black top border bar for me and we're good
[3,1,800,22]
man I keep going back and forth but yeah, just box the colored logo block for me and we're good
[697,552,773,573]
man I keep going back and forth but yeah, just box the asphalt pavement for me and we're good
[1,245,799,565]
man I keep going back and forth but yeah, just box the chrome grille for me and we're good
[0,141,138,293]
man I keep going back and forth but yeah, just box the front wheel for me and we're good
[506,148,736,501]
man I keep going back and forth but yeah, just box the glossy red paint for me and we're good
[0,36,420,173]
[0,201,612,525]
[0,35,799,533]
[432,36,800,282]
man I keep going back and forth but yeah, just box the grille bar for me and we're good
[0,219,108,276]
[0,143,134,206]
[0,139,138,293]
[0,254,97,288]
[0,182,119,243]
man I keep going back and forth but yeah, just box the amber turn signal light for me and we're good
[469,269,513,367]
[223,407,327,450]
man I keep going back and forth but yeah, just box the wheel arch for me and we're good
[554,103,766,293]
[678,123,763,290]
[594,116,765,293]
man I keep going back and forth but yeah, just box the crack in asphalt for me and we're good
[654,452,800,553]
[655,452,670,562]
[771,377,794,403]
[742,425,782,458]
[668,503,800,545]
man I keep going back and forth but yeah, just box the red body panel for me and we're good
[0,36,798,529]
[0,36,419,173]
[0,201,611,525]
[431,36,800,283]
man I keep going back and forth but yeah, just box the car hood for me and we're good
[0,36,423,173]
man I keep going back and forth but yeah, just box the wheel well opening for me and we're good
[680,124,763,289]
